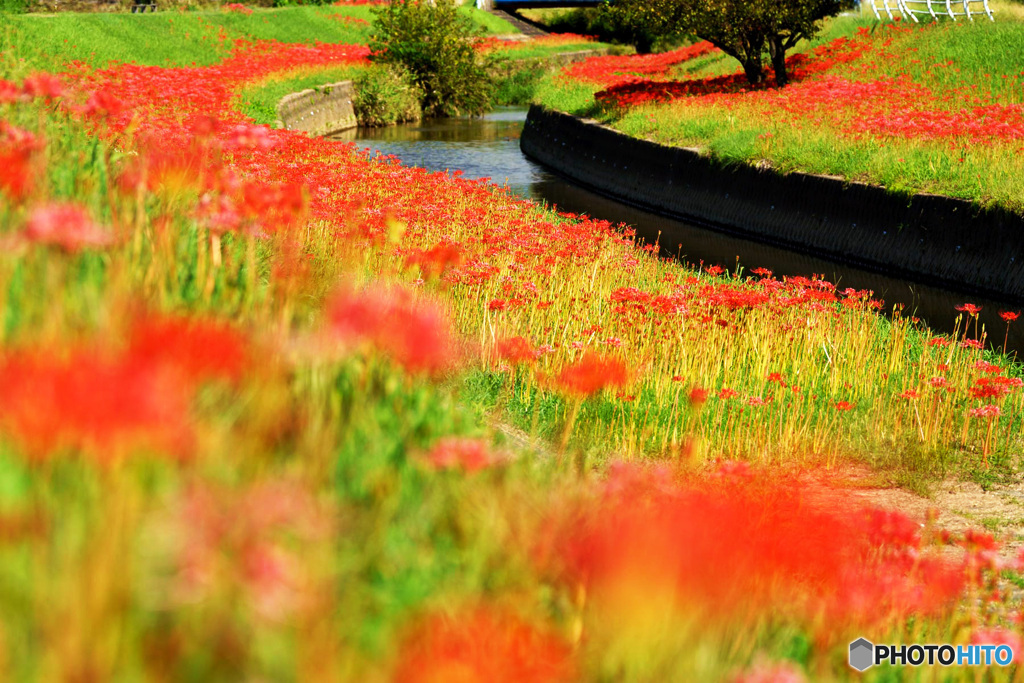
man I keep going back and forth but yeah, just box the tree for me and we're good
[369,0,494,118]
[605,0,845,85]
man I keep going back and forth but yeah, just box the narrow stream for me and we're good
[332,107,1024,353]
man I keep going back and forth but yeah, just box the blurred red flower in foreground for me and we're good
[0,315,252,460]
[129,314,250,383]
[174,480,331,621]
[732,657,805,683]
[327,284,461,375]
[0,122,43,202]
[496,336,536,365]
[554,352,628,397]
[393,607,575,683]
[423,437,496,473]
[537,463,965,634]
[0,348,191,460]
[23,202,114,253]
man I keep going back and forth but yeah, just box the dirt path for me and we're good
[809,464,1024,561]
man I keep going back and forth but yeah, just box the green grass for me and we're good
[0,5,513,72]
[534,13,1024,210]
[486,40,605,61]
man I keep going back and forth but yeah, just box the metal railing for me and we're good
[871,0,994,21]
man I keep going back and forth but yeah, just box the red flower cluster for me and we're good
[423,437,497,472]
[554,352,628,397]
[0,347,193,461]
[22,202,114,253]
[174,480,331,620]
[0,315,250,461]
[328,284,461,375]
[538,463,965,631]
[393,607,575,683]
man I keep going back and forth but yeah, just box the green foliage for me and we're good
[0,0,27,14]
[369,0,494,117]
[605,0,846,83]
[353,63,423,126]
[599,0,691,54]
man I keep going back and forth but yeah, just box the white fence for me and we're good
[871,0,994,21]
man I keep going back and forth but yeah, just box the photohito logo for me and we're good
[849,638,1014,671]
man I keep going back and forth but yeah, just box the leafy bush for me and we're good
[369,0,494,117]
[353,63,423,126]
[0,0,27,13]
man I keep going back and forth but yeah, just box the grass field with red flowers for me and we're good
[534,5,1024,210]
[1,4,1024,681]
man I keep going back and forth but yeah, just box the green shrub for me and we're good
[369,0,494,117]
[353,63,423,126]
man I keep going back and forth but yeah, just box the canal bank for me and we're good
[520,104,1024,307]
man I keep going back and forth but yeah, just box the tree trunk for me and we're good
[768,36,789,87]
[742,58,765,85]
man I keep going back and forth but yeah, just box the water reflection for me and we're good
[341,107,1023,353]
[331,108,551,196]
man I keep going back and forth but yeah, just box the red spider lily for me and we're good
[0,122,43,202]
[898,389,919,400]
[974,360,1003,374]
[1000,311,1021,323]
[405,242,463,278]
[718,388,739,400]
[128,314,250,383]
[0,80,23,104]
[537,464,965,632]
[732,658,805,683]
[223,2,253,13]
[553,352,628,397]
[393,607,575,683]
[562,42,717,88]
[225,124,275,150]
[834,401,854,411]
[23,202,114,253]
[423,437,496,473]
[689,386,709,406]
[327,284,461,376]
[174,480,330,621]
[0,347,192,461]
[969,404,1002,419]
[83,88,125,121]
[956,303,982,316]
[496,336,536,365]
[21,73,65,101]
[970,628,1022,662]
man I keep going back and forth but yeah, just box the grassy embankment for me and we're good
[533,6,1024,210]
[0,7,1023,680]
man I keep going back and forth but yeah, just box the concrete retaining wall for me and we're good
[276,81,357,136]
[521,105,1024,303]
